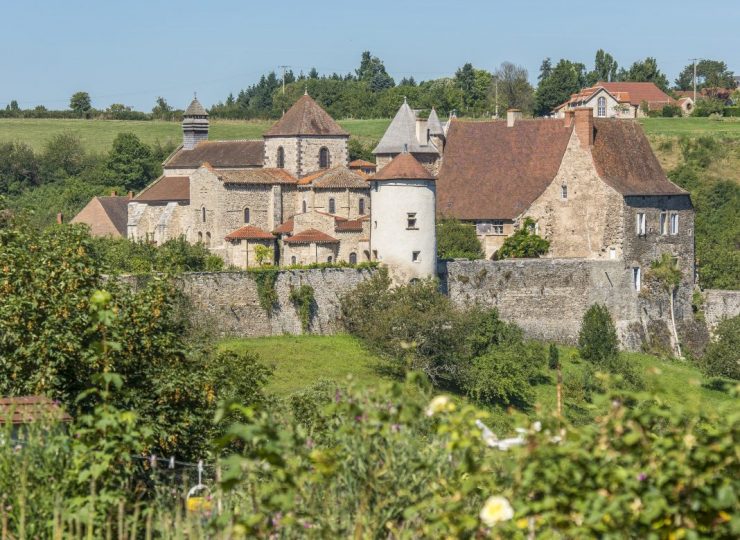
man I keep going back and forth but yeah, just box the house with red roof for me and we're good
[553,82,684,118]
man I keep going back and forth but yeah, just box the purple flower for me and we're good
[637,473,647,482]
[391,423,402,433]
[305,437,314,449]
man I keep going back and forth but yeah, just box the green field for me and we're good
[638,117,740,138]
[218,335,732,415]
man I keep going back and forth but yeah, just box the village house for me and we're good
[553,81,690,117]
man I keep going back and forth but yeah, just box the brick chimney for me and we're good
[56,212,63,224]
[506,109,522,127]
[563,109,575,128]
[574,107,594,148]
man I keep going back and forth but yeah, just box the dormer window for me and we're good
[276,147,285,169]
[319,147,330,169]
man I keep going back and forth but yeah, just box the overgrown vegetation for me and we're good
[93,236,224,274]
[436,218,484,260]
[495,217,550,259]
[249,267,279,313]
[700,315,740,380]
[289,284,316,332]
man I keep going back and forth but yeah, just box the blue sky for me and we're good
[1,0,737,111]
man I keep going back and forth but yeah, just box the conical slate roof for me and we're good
[371,153,434,181]
[184,97,208,116]
[427,107,444,135]
[373,99,439,155]
[265,94,348,137]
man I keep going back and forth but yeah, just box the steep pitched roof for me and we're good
[184,97,208,116]
[135,176,190,203]
[273,217,294,234]
[297,166,368,188]
[264,94,348,137]
[70,196,129,237]
[427,107,444,135]
[373,99,440,155]
[590,119,686,196]
[283,228,339,244]
[164,140,264,169]
[437,119,573,220]
[371,152,435,181]
[598,82,674,107]
[224,225,275,241]
[219,168,297,185]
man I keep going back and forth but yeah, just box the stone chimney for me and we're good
[574,107,594,148]
[506,109,523,127]
[563,109,575,128]
[56,212,63,224]
[128,191,134,200]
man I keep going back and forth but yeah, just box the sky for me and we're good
[1,0,738,111]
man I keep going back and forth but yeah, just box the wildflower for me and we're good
[479,496,514,527]
[532,421,542,432]
[683,433,696,449]
[391,423,401,433]
[425,395,452,417]
[637,472,647,482]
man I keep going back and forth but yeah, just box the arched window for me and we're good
[201,206,206,223]
[319,147,330,169]
[358,198,365,215]
[349,252,357,265]
[205,232,211,247]
[597,96,606,117]
[244,207,250,223]
[327,255,333,263]
[197,232,203,243]
[291,255,297,265]
[302,200,307,213]
[328,198,336,214]
[276,146,285,169]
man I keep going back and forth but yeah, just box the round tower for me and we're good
[182,96,209,150]
[369,152,437,283]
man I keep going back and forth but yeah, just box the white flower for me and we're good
[480,496,514,527]
[425,395,450,417]
[532,421,542,432]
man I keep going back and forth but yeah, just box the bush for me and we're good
[578,303,619,365]
[691,98,726,117]
[723,106,740,117]
[661,104,682,117]
[496,217,549,259]
[93,236,224,274]
[700,315,740,379]
[436,218,484,259]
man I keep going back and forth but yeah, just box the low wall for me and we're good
[703,289,740,331]
[440,259,646,349]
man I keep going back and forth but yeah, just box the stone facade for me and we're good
[703,290,740,332]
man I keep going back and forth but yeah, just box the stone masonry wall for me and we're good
[703,289,740,331]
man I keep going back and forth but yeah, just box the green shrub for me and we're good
[691,98,726,117]
[436,218,484,259]
[289,283,316,332]
[496,217,549,259]
[700,315,740,380]
[93,236,224,274]
[249,267,280,313]
[578,303,619,365]
[548,343,560,369]
[723,106,740,117]
[661,104,682,117]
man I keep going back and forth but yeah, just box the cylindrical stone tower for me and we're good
[182,97,209,150]
[369,152,437,283]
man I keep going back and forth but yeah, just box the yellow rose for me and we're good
[479,496,514,527]
[425,395,450,417]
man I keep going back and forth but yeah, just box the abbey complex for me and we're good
[75,92,693,289]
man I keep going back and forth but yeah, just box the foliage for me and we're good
[356,50,395,92]
[587,49,619,85]
[691,98,727,117]
[93,236,224,274]
[104,132,162,191]
[534,58,586,116]
[0,140,40,195]
[253,243,272,266]
[675,59,737,91]
[649,253,681,292]
[289,284,316,332]
[661,103,682,117]
[496,217,549,259]
[249,267,279,313]
[622,56,670,92]
[493,62,535,115]
[700,315,740,380]
[69,91,92,117]
[548,342,560,369]
[436,218,484,259]
[578,304,619,365]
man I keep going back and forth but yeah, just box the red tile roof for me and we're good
[437,119,573,220]
[265,94,348,137]
[371,153,435,181]
[283,228,339,244]
[335,218,364,232]
[71,196,129,237]
[598,82,674,108]
[297,166,368,188]
[0,396,71,425]
[273,217,294,234]
[165,140,264,169]
[224,225,275,241]
[219,168,297,185]
[135,176,190,203]
[348,159,376,168]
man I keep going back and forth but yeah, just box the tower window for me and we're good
[243,207,250,223]
[349,252,357,265]
[276,146,285,169]
[597,96,606,117]
[327,256,333,263]
[633,267,641,291]
[407,212,417,229]
[636,213,646,236]
[319,147,330,169]
[302,199,307,213]
[328,198,336,214]
[412,251,421,262]
[197,232,203,243]
[670,213,679,235]
[359,198,365,215]
[659,212,668,235]
[201,207,206,223]
[561,184,568,200]
[291,255,297,265]
[205,232,211,247]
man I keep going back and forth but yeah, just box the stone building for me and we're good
[553,82,681,118]
[125,93,370,268]
[71,192,132,237]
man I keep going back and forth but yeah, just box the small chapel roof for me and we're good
[165,140,264,169]
[264,94,348,137]
[373,99,440,155]
[297,166,368,188]
[273,217,294,234]
[71,195,129,237]
[427,107,444,135]
[184,97,208,116]
[224,225,275,241]
[371,152,435,181]
[283,228,339,244]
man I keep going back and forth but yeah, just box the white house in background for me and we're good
[553,85,636,118]
[369,152,437,283]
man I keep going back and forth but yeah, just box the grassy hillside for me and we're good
[219,335,732,414]
[638,117,740,138]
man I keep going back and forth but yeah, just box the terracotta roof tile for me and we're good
[224,225,275,240]
[71,196,129,237]
[135,176,190,203]
[437,119,572,220]
[283,228,339,244]
[298,166,368,188]
[0,395,71,425]
[273,218,294,234]
[598,82,674,108]
[165,140,264,169]
[371,153,435,181]
[265,94,348,137]
[335,218,364,232]
[348,159,376,168]
[219,168,297,185]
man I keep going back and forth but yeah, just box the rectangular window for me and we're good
[609,247,616,259]
[561,185,568,200]
[492,220,504,235]
[636,213,646,236]
[412,251,420,262]
[476,221,492,235]
[407,212,417,229]
[659,212,668,235]
[670,213,679,235]
[633,267,641,291]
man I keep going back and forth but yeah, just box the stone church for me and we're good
[127,93,372,267]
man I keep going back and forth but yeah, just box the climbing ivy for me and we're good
[289,284,316,333]
[249,268,279,314]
